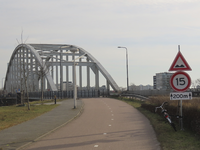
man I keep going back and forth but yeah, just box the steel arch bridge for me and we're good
[4,44,120,95]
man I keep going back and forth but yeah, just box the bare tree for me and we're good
[34,60,50,102]
[192,78,200,90]
[129,83,137,91]
[119,87,127,92]
[11,48,30,109]
[22,59,32,110]
[15,31,31,109]
[191,80,197,89]
[17,57,31,110]
[196,79,200,86]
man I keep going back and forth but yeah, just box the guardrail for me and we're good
[120,92,149,100]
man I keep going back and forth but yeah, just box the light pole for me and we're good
[2,77,5,89]
[71,53,86,109]
[56,45,86,109]
[73,60,77,109]
[59,45,72,99]
[60,47,62,99]
[118,46,129,91]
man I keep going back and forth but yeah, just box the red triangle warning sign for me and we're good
[169,51,192,71]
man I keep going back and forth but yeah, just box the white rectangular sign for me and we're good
[170,92,192,100]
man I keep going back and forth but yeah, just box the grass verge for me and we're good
[0,101,59,131]
[118,98,200,150]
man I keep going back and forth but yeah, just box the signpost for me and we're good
[169,45,192,130]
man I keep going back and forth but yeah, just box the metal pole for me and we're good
[73,60,77,109]
[60,48,62,99]
[118,46,129,91]
[71,53,86,108]
[125,47,129,91]
[180,100,184,130]
[178,45,184,130]
[2,78,5,89]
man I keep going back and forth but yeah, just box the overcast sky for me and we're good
[1,0,200,89]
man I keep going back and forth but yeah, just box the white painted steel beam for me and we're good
[4,44,120,93]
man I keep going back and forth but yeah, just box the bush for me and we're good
[142,96,200,135]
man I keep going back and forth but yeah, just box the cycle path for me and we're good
[0,99,83,150]
[25,98,160,150]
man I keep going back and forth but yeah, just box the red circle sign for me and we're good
[170,71,191,92]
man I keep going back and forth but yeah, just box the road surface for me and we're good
[25,98,160,150]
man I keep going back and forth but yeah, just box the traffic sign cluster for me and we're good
[168,46,192,130]
[169,49,192,100]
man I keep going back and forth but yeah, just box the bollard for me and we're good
[54,95,56,104]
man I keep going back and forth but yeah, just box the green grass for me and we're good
[0,101,59,131]
[118,97,200,150]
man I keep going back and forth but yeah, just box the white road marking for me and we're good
[94,145,99,147]
[109,125,112,126]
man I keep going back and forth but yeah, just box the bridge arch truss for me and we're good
[4,44,120,94]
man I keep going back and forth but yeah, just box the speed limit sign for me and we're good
[170,71,191,92]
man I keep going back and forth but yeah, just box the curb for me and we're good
[16,100,85,150]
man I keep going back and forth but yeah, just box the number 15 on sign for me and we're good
[170,71,191,92]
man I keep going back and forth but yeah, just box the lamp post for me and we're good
[57,45,86,109]
[2,77,5,89]
[71,53,86,109]
[73,60,77,108]
[57,46,83,109]
[59,45,72,99]
[60,47,62,99]
[118,46,129,91]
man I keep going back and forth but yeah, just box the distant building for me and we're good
[129,84,153,91]
[153,76,156,89]
[153,72,173,90]
[139,84,153,90]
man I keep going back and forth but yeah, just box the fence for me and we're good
[0,90,109,106]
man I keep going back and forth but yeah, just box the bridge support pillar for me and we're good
[95,66,99,91]
[79,57,82,90]
[56,55,58,90]
[107,80,110,95]
[87,58,90,90]
[66,53,69,91]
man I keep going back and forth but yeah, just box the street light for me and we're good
[2,78,4,89]
[71,53,87,109]
[59,45,77,99]
[118,46,129,91]
[56,46,82,109]
[59,46,71,99]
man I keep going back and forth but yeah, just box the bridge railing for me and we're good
[0,89,109,106]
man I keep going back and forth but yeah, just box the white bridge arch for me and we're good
[4,44,120,94]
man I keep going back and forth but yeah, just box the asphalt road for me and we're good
[0,99,83,150]
[25,98,160,150]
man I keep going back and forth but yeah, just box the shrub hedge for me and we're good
[141,98,200,135]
